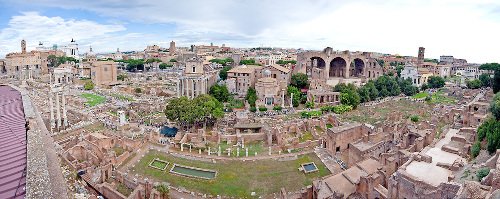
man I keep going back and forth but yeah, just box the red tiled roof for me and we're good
[0,86,26,199]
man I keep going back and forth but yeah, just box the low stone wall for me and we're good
[97,183,126,199]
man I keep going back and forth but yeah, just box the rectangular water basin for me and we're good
[302,162,319,173]
[169,164,217,180]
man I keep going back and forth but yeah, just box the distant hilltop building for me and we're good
[36,39,80,59]
[417,47,425,67]
[2,40,65,79]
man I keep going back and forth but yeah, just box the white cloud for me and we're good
[0,12,129,56]
[2,0,500,63]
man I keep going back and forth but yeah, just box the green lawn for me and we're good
[412,92,429,99]
[81,93,106,106]
[131,150,330,198]
[428,91,456,104]
[299,132,314,142]
[150,159,168,169]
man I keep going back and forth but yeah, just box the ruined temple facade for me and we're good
[295,47,384,87]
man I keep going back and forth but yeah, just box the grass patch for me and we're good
[116,183,133,197]
[81,93,106,106]
[113,147,125,156]
[412,92,429,99]
[299,132,314,142]
[427,91,456,104]
[131,150,330,197]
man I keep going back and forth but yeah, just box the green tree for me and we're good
[169,59,177,62]
[239,59,259,65]
[340,89,360,108]
[333,83,357,93]
[482,63,500,93]
[427,76,445,88]
[125,59,145,71]
[471,141,481,158]
[47,55,58,67]
[466,79,482,89]
[145,58,161,64]
[250,106,257,112]
[209,58,234,66]
[134,88,142,93]
[357,86,370,103]
[366,81,379,101]
[399,78,419,96]
[219,66,232,80]
[287,86,301,107]
[209,84,231,103]
[84,81,94,90]
[396,65,405,77]
[491,93,500,120]
[117,73,127,81]
[245,87,257,107]
[479,73,492,87]
[421,83,429,90]
[477,168,490,180]
[164,95,223,129]
[276,60,297,65]
[155,184,170,199]
[291,73,309,89]
[159,63,173,69]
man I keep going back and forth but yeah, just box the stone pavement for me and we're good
[21,85,70,199]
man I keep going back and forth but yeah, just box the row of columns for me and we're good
[177,77,209,99]
[49,88,68,131]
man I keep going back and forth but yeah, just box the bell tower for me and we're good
[21,39,26,54]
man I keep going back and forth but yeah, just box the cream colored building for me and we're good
[255,69,285,107]
[177,57,218,98]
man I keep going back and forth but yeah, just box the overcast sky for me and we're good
[0,0,499,63]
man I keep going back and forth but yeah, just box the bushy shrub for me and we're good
[258,106,268,112]
[477,168,490,180]
[249,106,257,112]
[410,115,420,122]
[273,106,282,111]
[471,141,481,158]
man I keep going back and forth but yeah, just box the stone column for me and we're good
[177,79,181,97]
[290,93,294,108]
[49,91,55,129]
[56,92,61,128]
[281,90,285,107]
[245,148,249,157]
[62,91,68,127]
[183,78,187,96]
[191,79,194,99]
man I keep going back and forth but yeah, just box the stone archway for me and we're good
[329,57,347,77]
[308,57,326,76]
[1,65,6,74]
[350,58,365,77]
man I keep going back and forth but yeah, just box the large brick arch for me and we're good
[329,57,347,78]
